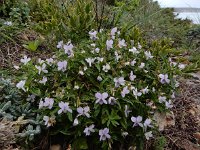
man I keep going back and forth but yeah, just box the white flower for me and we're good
[38,58,45,64]
[13,65,20,70]
[131,59,137,66]
[77,106,90,118]
[43,116,51,127]
[145,51,153,59]
[43,97,54,109]
[158,74,170,84]
[46,58,54,65]
[57,40,63,49]
[145,131,153,140]
[139,62,145,69]
[175,80,179,87]
[165,100,173,109]
[79,70,84,75]
[39,76,47,85]
[73,118,79,126]
[132,86,142,99]
[58,101,72,114]
[99,128,111,141]
[124,105,132,117]
[96,57,104,62]
[84,124,95,136]
[171,92,175,99]
[95,92,108,105]
[16,80,26,92]
[4,21,12,26]
[91,43,96,47]
[57,61,67,72]
[118,39,127,48]
[85,58,95,67]
[35,63,48,74]
[152,87,156,92]
[178,63,186,70]
[39,100,44,109]
[121,86,130,98]
[138,43,142,49]
[115,51,121,61]
[89,30,98,40]
[108,97,117,105]
[141,86,149,94]
[131,116,143,127]
[106,39,113,50]
[129,71,136,81]
[158,96,167,103]
[97,76,103,81]
[122,132,128,137]
[129,47,139,54]
[114,77,125,87]
[20,55,31,65]
[102,64,111,72]
[74,85,79,89]
[124,62,130,66]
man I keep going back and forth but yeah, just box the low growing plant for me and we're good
[15,27,183,149]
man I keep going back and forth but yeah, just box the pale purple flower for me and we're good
[106,39,113,50]
[158,96,166,103]
[77,106,90,118]
[178,63,186,70]
[46,58,54,65]
[102,64,110,72]
[165,100,173,109]
[20,55,31,65]
[145,131,153,140]
[95,48,100,53]
[108,97,117,105]
[145,51,153,59]
[39,76,47,85]
[57,40,63,49]
[118,39,127,48]
[129,71,136,81]
[121,86,130,98]
[63,41,74,57]
[58,101,72,114]
[57,61,67,72]
[95,92,108,105]
[96,57,104,62]
[39,100,44,109]
[89,30,98,40]
[129,47,139,54]
[143,119,153,131]
[4,21,12,26]
[171,92,175,99]
[158,74,170,84]
[16,80,26,92]
[114,77,125,87]
[110,27,117,36]
[35,63,48,74]
[85,58,95,67]
[84,124,95,136]
[124,105,132,117]
[115,52,121,61]
[43,97,54,109]
[131,116,143,127]
[99,128,111,141]
[43,116,51,127]
[73,118,79,126]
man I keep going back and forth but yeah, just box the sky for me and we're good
[155,0,200,8]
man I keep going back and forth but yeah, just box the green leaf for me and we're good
[67,112,73,122]
[30,87,41,96]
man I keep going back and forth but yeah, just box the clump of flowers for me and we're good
[15,27,182,149]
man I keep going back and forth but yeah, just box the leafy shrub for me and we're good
[15,27,183,149]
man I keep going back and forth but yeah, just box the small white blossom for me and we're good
[108,97,117,105]
[74,85,79,89]
[57,61,67,72]
[96,57,104,62]
[79,70,84,75]
[165,100,173,109]
[20,55,31,65]
[139,62,145,69]
[102,64,111,72]
[145,51,153,59]
[84,124,95,136]
[85,58,95,67]
[97,76,103,81]
[64,41,74,57]
[115,51,121,61]
[111,27,117,36]
[158,96,167,103]
[43,116,52,127]
[178,63,186,70]
[13,65,20,70]
[121,86,130,98]
[132,87,142,99]
[46,58,54,65]
[39,76,47,85]
[4,21,12,26]
[145,131,153,140]
[122,132,128,137]
[95,48,100,53]
[129,47,139,54]
[35,63,48,74]
[138,43,142,49]
[73,118,79,126]
[57,40,63,49]
[16,80,26,92]
[131,59,137,66]
[106,39,113,50]
[89,30,98,40]
[124,105,132,118]
[141,86,149,94]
